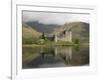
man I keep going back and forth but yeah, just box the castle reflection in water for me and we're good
[22,46,89,69]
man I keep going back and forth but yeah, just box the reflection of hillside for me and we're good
[71,46,89,65]
[23,46,73,68]
[22,46,89,69]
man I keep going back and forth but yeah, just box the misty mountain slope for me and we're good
[26,21,61,33]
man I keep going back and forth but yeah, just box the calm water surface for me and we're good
[22,46,89,69]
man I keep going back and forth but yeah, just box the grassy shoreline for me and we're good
[22,42,89,48]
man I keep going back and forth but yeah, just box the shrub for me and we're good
[74,38,80,44]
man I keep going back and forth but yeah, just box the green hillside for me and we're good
[22,23,41,44]
[64,22,89,42]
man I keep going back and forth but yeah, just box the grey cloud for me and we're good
[22,11,89,25]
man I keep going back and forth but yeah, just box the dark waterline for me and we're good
[22,46,89,69]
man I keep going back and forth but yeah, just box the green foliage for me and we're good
[74,38,80,44]
[35,39,45,45]
[56,41,73,46]
[22,37,39,44]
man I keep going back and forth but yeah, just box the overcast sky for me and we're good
[22,11,90,25]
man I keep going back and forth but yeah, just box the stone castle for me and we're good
[42,30,72,42]
[54,30,72,42]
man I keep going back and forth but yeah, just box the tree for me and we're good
[42,32,45,39]
[74,38,80,44]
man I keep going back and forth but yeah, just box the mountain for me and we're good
[23,21,89,43]
[26,21,61,33]
[22,23,41,44]
[22,23,41,39]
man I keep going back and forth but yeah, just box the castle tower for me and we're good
[68,31,72,42]
[53,34,57,42]
[64,30,72,42]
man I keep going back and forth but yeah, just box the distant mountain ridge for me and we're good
[26,21,61,33]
